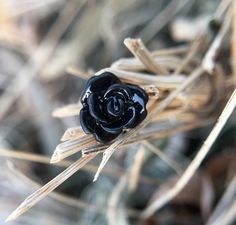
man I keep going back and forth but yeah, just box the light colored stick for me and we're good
[206,173,236,225]
[143,141,183,175]
[96,68,186,89]
[107,175,128,225]
[6,160,92,208]
[128,146,146,192]
[52,103,81,118]
[141,89,236,219]
[203,8,232,73]
[66,66,93,80]
[5,153,97,222]
[151,46,188,56]
[124,38,169,74]
[214,0,232,18]
[141,85,159,99]
[208,199,236,225]
[7,161,143,220]
[137,0,192,43]
[232,0,236,85]
[111,45,189,72]
[69,66,186,88]
[173,38,202,75]
[111,56,182,72]
[81,117,212,156]
[93,67,204,182]
[0,148,161,186]
[60,126,84,141]
[51,135,96,163]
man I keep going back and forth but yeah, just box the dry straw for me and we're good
[5,0,235,222]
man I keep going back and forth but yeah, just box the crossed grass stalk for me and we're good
[5,2,236,223]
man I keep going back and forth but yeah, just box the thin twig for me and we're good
[151,45,189,56]
[203,7,232,73]
[52,104,81,118]
[50,135,96,163]
[137,0,193,43]
[5,153,97,222]
[60,126,84,141]
[66,66,93,80]
[141,89,236,219]
[96,67,186,89]
[143,141,183,175]
[206,173,236,225]
[208,199,236,225]
[232,0,236,86]
[107,175,128,225]
[173,38,202,75]
[214,0,232,19]
[0,148,161,186]
[7,162,144,220]
[124,38,169,74]
[81,117,213,156]
[141,85,160,99]
[128,146,146,192]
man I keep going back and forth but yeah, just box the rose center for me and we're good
[106,96,125,116]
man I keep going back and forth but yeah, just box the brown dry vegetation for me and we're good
[0,0,235,225]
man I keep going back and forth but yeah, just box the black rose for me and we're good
[79,72,148,143]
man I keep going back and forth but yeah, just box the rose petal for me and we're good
[79,72,149,143]
[79,107,96,133]
[94,126,121,143]
[106,96,125,117]
[122,85,148,128]
[127,85,149,104]
[100,106,136,132]
[104,84,131,101]
[123,105,147,129]
[81,72,121,105]
[122,106,137,128]
[100,120,123,134]
[87,93,110,123]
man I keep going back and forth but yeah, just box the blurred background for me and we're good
[0,0,235,225]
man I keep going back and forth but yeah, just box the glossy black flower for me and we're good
[79,72,148,143]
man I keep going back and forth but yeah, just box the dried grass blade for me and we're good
[208,199,236,225]
[52,104,81,118]
[137,0,192,43]
[51,135,95,163]
[143,141,183,175]
[232,0,236,85]
[60,126,84,141]
[0,148,160,185]
[203,7,232,73]
[124,38,169,74]
[96,68,186,89]
[214,0,232,18]
[141,85,159,99]
[5,153,97,222]
[66,66,92,79]
[111,56,181,72]
[151,46,188,56]
[206,173,236,225]
[141,89,236,219]
[107,175,128,225]
[128,146,146,192]
[173,38,202,74]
